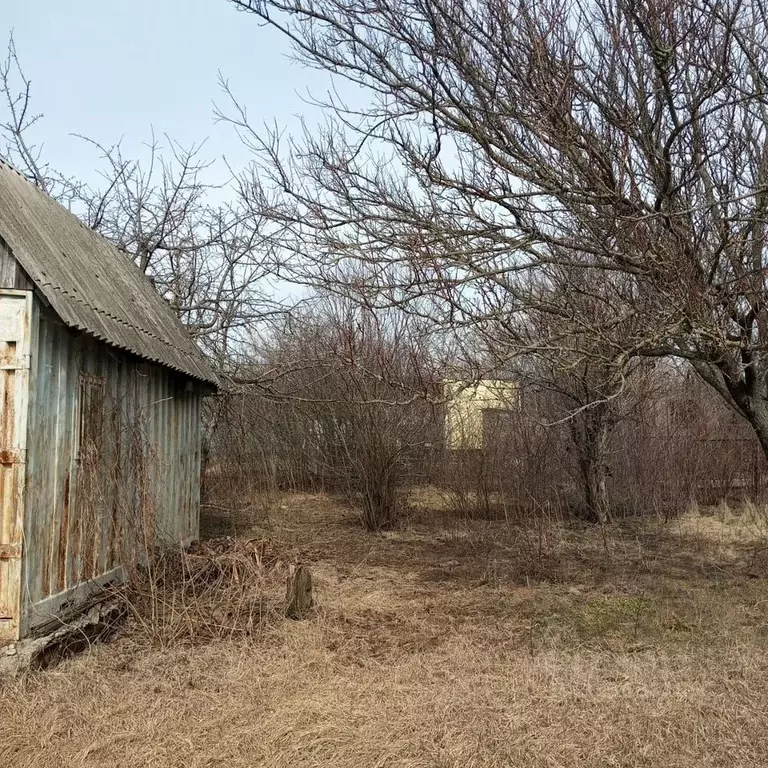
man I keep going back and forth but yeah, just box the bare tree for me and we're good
[0,33,81,201]
[508,267,650,521]
[225,0,768,460]
[0,36,277,362]
[68,136,278,361]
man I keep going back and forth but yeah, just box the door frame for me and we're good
[0,289,32,642]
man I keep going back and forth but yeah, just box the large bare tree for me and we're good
[226,0,768,456]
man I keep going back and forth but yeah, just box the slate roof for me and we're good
[0,160,218,386]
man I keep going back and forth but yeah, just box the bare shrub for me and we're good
[435,363,766,524]
[121,537,283,646]
[439,401,571,521]
[201,392,282,529]
[610,368,767,517]
[213,293,441,531]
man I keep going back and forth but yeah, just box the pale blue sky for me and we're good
[1,0,330,186]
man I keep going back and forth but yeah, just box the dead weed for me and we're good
[2,493,768,766]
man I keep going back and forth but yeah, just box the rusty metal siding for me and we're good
[0,290,32,641]
[20,300,204,635]
[0,160,217,386]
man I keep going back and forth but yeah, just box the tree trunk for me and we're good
[582,451,610,524]
[736,402,768,503]
[743,401,768,461]
[572,415,611,524]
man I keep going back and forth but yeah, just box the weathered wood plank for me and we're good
[0,238,33,291]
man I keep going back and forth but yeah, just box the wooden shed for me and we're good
[0,161,218,641]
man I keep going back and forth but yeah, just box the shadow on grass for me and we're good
[202,493,764,589]
[200,491,768,653]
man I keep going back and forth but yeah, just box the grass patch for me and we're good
[576,594,656,639]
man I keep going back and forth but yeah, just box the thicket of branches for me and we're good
[225,0,768,459]
[208,295,441,529]
[206,290,766,529]
[5,0,768,531]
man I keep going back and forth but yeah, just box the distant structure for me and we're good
[443,379,518,450]
[0,161,218,642]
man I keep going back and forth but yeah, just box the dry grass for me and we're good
[3,492,768,767]
[117,536,287,646]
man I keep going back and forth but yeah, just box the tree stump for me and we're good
[285,564,314,620]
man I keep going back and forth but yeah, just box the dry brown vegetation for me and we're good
[3,491,768,767]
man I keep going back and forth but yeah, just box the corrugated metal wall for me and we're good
[21,301,203,635]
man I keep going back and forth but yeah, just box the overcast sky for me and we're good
[1,0,331,187]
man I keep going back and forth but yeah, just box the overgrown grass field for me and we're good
[3,492,768,767]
